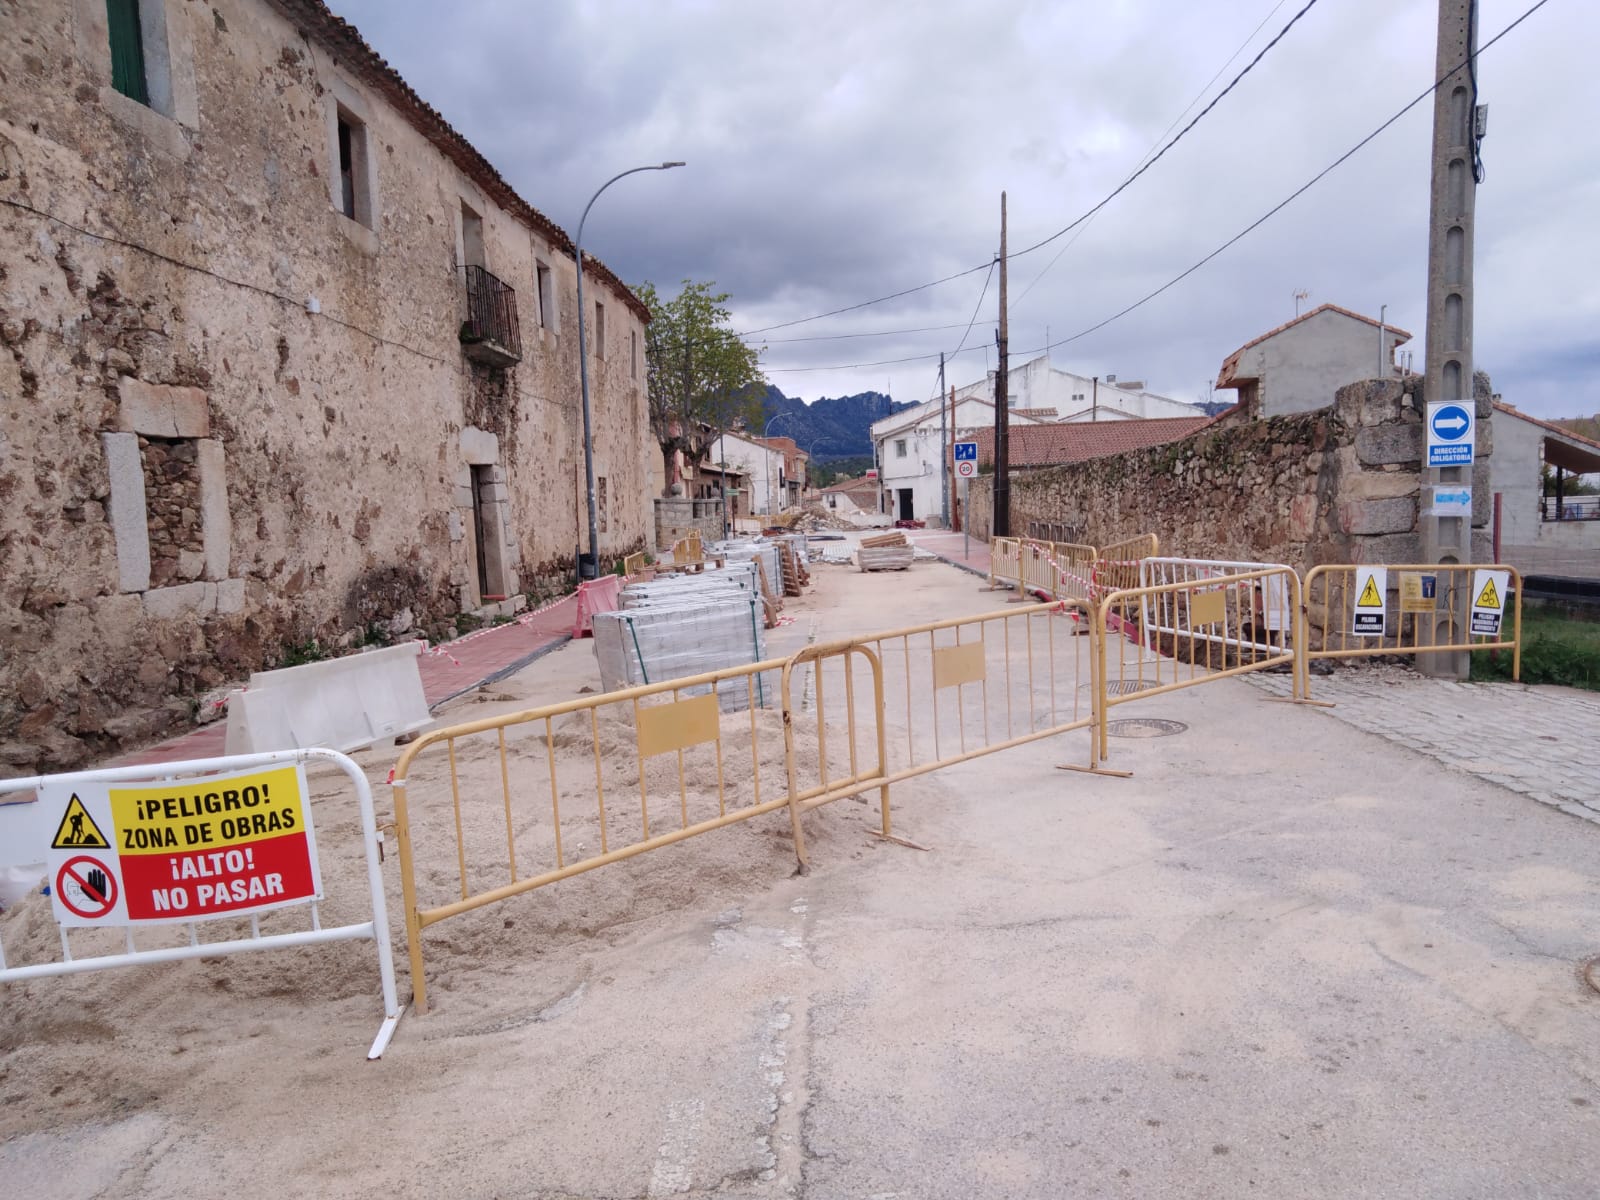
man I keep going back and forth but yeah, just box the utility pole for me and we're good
[993,192,1010,539]
[1419,0,1481,680]
[939,352,949,528]
[949,384,958,531]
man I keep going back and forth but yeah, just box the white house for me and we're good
[950,354,1200,422]
[1215,304,1413,417]
[713,431,786,516]
[870,394,1055,524]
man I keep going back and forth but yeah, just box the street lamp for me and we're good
[760,411,794,520]
[575,161,685,579]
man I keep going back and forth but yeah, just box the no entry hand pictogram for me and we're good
[56,855,119,920]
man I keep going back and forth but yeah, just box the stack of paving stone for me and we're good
[858,531,914,572]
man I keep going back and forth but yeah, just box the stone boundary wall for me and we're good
[654,498,726,551]
[966,377,1495,572]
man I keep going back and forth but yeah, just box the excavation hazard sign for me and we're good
[1470,568,1510,637]
[1351,566,1387,638]
[39,764,321,927]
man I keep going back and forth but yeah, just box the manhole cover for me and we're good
[1105,718,1188,738]
[1104,680,1161,696]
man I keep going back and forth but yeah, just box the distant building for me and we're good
[1215,304,1412,417]
[1491,403,1600,580]
[967,416,1218,471]
[819,475,879,516]
[953,354,1200,421]
[870,394,1055,524]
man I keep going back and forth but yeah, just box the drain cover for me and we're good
[1104,680,1160,696]
[1105,718,1187,738]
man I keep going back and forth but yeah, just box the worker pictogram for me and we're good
[1350,566,1387,638]
[56,855,119,920]
[51,794,110,849]
[1356,577,1384,608]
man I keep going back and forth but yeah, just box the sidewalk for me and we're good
[108,593,580,770]
[908,529,991,578]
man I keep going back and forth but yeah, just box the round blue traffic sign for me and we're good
[1430,404,1471,441]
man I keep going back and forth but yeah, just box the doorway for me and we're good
[897,488,915,522]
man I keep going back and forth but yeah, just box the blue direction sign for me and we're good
[1427,402,1475,467]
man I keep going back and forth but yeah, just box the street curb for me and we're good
[429,634,574,711]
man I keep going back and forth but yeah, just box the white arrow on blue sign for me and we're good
[1426,402,1475,467]
[1429,485,1472,517]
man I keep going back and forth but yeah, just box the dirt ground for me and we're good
[4,551,1600,1198]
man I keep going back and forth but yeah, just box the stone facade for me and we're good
[968,378,1495,572]
[653,498,726,551]
[0,0,652,771]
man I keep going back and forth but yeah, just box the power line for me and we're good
[738,0,1320,339]
[1021,0,1554,359]
[1009,0,1295,311]
[753,319,996,345]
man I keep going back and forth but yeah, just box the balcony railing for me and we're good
[1541,495,1600,522]
[460,264,522,367]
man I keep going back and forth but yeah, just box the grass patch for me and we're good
[1472,604,1600,691]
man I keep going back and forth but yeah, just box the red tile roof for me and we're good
[1217,304,1412,388]
[968,416,1216,469]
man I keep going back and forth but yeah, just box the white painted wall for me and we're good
[870,395,1052,523]
[1229,311,1409,417]
[948,354,1199,421]
[1494,409,1600,571]
[715,432,785,515]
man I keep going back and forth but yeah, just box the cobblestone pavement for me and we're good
[1250,665,1600,823]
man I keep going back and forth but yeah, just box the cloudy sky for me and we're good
[330,0,1596,420]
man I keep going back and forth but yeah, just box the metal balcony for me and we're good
[460,264,522,367]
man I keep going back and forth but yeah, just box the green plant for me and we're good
[1471,607,1600,692]
[276,637,328,668]
[454,612,485,636]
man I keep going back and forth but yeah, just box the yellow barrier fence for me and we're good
[1094,533,1160,601]
[988,537,1021,590]
[390,654,793,1014]
[1096,566,1304,760]
[1302,563,1521,696]
[392,600,1109,1007]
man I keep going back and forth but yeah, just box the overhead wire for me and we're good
[738,0,1321,339]
[1019,0,1552,359]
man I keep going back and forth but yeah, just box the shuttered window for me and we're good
[106,0,149,105]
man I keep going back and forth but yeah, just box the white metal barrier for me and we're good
[1137,556,1297,657]
[0,748,404,1058]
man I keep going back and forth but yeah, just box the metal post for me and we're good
[939,353,949,528]
[575,162,685,581]
[992,192,1010,538]
[1419,0,1479,679]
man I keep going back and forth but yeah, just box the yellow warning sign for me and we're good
[1356,576,1385,608]
[1474,577,1500,611]
[51,794,110,850]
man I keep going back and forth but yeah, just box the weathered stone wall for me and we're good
[654,498,725,551]
[0,0,653,771]
[967,377,1495,570]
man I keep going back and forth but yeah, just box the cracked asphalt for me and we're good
[4,562,1599,1198]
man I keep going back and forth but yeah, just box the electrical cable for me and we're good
[738,0,1320,338]
[1014,0,1550,358]
[1010,0,1294,310]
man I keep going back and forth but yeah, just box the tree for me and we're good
[636,280,765,497]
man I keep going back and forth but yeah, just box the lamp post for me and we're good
[575,161,685,579]
[760,411,794,520]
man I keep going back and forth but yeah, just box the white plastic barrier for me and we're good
[0,748,404,1058]
[225,641,431,756]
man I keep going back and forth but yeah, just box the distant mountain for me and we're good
[756,386,916,460]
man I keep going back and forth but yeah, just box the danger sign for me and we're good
[1350,566,1387,638]
[1470,568,1510,638]
[40,764,321,926]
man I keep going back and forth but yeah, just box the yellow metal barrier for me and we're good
[392,600,1111,1008]
[1096,566,1304,760]
[1094,533,1159,601]
[622,550,648,578]
[390,654,791,1014]
[1302,563,1522,696]
[988,537,1021,590]
[780,599,1107,867]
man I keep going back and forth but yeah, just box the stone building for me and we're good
[0,0,653,771]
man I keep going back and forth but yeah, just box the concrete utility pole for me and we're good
[1419,0,1481,680]
[939,352,949,528]
[993,192,1010,538]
